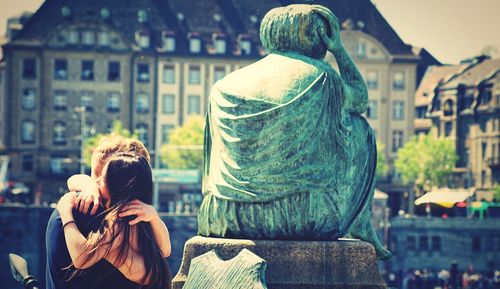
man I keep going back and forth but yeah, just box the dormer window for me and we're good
[188,33,201,54]
[356,42,366,57]
[238,34,252,55]
[213,33,226,54]
[98,31,110,46]
[68,30,78,44]
[82,31,95,46]
[162,31,176,52]
[136,30,150,49]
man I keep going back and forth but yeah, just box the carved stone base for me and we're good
[172,236,386,289]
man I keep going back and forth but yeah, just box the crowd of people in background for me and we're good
[384,264,500,289]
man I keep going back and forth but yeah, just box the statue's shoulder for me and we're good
[216,53,325,102]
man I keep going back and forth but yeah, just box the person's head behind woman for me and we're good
[76,154,171,289]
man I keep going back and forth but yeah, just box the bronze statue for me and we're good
[198,4,390,259]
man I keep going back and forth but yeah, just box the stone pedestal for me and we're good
[172,236,386,289]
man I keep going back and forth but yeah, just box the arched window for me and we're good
[443,99,454,116]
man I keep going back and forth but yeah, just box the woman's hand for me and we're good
[314,6,343,53]
[57,191,77,220]
[74,185,101,215]
[119,199,159,225]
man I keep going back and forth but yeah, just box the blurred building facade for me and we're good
[415,57,500,197]
[390,216,500,272]
[0,0,427,205]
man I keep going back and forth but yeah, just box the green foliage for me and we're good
[395,130,459,191]
[160,117,204,170]
[83,120,137,167]
[376,140,388,178]
[494,185,500,202]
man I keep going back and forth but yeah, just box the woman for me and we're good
[57,153,171,289]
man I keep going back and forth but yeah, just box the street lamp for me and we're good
[74,106,87,174]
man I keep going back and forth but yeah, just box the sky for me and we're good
[1,0,499,64]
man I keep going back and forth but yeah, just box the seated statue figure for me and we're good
[198,4,390,259]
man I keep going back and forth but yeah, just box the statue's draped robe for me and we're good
[199,53,376,241]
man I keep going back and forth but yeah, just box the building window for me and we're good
[479,118,487,133]
[188,95,200,114]
[188,65,201,84]
[136,93,149,113]
[239,37,252,55]
[22,88,36,110]
[82,31,95,45]
[419,235,429,251]
[22,154,34,172]
[431,236,441,251]
[22,58,36,79]
[406,236,416,251]
[81,60,94,81]
[162,32,176,52]
[80,91,94,111]
[472,236,481,251]
[68,30,79,44]
[444,122,453,137]
[444,99,454,116]
[83,121,95,138]
[161,125,174,144]
[54,59,68,80]
[98,31,110,46]
[137,31,150,48]
[21,120,35,143]
[366,70,378,89]
[479,88,492,106]
[137,63,150,82]
[50,157,69,174]
[53,121,66,144]
[392,101,405,120]
[367,100,378,119]
[356,42,366,57]
[107,92,120,112]
[53,90,67,110]
[393,71,405,90]
[392,130,404,152]
[108,62,120,81]
[214,66,225,83]
[162,65,175,84]
[189,37,201,53]
[162,94,175,114]
[136,124,148,146]
[482,142,487,161]
[214,35,226,54]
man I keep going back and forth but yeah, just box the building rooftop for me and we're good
[5,0,415,57]
[415,65,465,107]
[442,58,500,89]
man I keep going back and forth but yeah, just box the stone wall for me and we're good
[0,205,198,289]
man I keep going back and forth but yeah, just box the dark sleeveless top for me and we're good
[70,259,141,289]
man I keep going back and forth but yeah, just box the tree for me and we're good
[83,120,137,167]
[395,130,459,193]
[494,185,500,203]
[376,140,388,178]
[160,117,204,170]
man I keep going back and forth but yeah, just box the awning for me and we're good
[415,187,475,208]
[374,188,388,200]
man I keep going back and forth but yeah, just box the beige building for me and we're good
[416,57,500,195]
[2,0,427,204]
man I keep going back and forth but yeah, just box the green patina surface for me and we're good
[198,4,390,259]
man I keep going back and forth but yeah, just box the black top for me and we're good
[70,259,141,289]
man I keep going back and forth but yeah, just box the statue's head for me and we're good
[260,4,331,59]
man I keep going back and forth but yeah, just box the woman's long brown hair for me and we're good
[71,154,171,289]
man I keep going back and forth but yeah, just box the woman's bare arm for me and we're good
[119,199,172,257]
